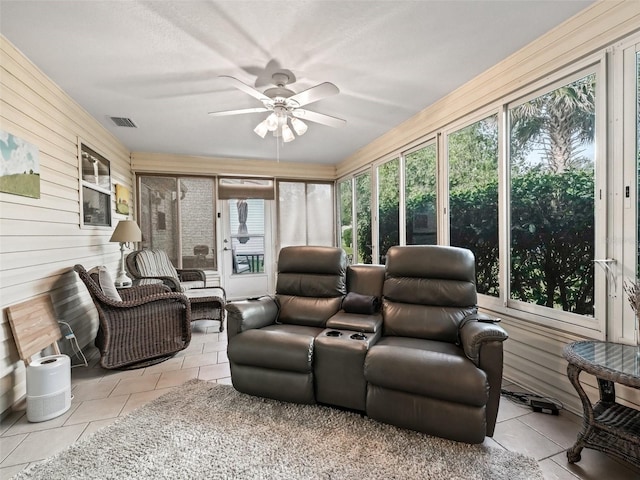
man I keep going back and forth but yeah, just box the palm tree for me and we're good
[510,74,595,173]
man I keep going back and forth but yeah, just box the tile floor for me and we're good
[1,321,639,479]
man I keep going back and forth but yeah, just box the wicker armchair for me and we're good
[126,249,206,292]
[74,264,192,370]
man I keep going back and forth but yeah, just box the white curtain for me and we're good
[278,181,334,248]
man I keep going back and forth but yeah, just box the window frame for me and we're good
[376,156,401,263]
[613,35,640,344]
[403,139,439,246]
[79,141,112,229]
[442,107,502,305]
[136,173,219,270]
[503,63,606,336]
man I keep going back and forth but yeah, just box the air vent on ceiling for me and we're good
[110,117,137,128]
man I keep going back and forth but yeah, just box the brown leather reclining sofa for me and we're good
[226,245,508,444]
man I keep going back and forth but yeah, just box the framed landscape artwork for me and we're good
[115,184,130,215]
[0,130,40,199]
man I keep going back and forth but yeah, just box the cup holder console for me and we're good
[325,330,367,341]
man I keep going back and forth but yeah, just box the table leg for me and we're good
[566,363,595,464]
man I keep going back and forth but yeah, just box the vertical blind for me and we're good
[278,181,334,248]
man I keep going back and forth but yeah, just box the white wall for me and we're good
[0,36,133,413]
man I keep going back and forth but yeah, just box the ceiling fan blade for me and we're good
[220,75,269,103]
[208,107,270,117]
[288,82,339,107]
[292,109,346,128]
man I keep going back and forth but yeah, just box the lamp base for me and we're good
[114,277,132,289]
[115,242,132,288]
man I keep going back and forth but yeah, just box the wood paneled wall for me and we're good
[0,36,133,413]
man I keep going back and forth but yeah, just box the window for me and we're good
[619,40,640,342]
[229,198,265,273]
[508,73,596,316]
[355,171,372,263]
[377,158,399,263]
[138,175,217,270]
[405,143,437,245]
[179,178,216,269]
[338,179,353,261]
[278,181,334,248]
[80,144,111,227]
[636,50,640,273]
[447,115,499,297]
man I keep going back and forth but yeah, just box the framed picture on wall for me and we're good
[0,130,40,199]
[115,184,130,215]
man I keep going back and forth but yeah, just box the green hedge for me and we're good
[367,169,594,315]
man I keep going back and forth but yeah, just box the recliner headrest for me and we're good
[278,246,347,275]
[385,245,476,283]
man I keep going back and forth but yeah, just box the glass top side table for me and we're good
[563,341,640,470]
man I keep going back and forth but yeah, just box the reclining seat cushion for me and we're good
[276,246,347,327]
[364,336,488,407]
[383,245,477,342]
[228,324,321,373]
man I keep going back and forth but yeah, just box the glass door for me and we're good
[221,198,272,299]
[138,176,216,270]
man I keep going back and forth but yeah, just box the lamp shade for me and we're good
[110,220,142,243]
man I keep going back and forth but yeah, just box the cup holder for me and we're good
[326,330,342,337]
[350,333,367,340]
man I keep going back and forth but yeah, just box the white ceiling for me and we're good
[0,0,594,165]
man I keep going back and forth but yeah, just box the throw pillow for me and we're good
[342,292,380,315]
[88,266,122,302]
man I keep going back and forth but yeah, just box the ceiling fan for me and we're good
[209,73,346,142]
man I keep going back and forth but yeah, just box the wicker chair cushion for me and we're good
[88,266,122,301]
[135,249,179,279]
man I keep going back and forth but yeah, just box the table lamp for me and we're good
[110,219,142,287]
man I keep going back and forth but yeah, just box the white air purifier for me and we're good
[26,354,71,422]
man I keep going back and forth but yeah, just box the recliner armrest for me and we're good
[225,296,279,340]
[459,315,508,366]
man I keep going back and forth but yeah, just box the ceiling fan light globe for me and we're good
[290,117,308,136]
[253,120,269,138]
[265,113,278,131]
[282,124,295,143]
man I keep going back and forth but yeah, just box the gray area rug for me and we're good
[14,379,543,479]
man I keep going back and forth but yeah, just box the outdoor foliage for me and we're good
[510,170,594,314]
[347,75,596,316]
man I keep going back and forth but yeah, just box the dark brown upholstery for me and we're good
[364,245,507,443]
[225,245,508,444]
[74,264,191,370]
[226,246,347,403]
